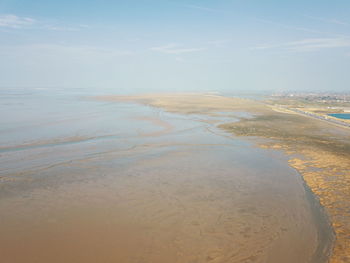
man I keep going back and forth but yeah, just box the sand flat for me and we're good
[0,93,334,263]
[0,141,319,263]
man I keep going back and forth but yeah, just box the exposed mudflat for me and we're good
[0,92,334,263]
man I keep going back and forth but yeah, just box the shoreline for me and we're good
[210,127,335,263]
[296,167,335,263]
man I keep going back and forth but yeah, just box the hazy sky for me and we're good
[1,0,350,93]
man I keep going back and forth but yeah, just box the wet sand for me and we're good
[0,93,333,263]
[101,93,349,262]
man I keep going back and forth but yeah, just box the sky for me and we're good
[0,0,350,93]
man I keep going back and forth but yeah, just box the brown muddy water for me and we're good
[0,89,333,263]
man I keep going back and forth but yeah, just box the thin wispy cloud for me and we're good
[43,25,88,32]
[46,44,133,57]
[253,37,350,52]
[0,14,88,32]
[254,18,348,37]
[151,44,206,54]
[185,4,224,13]
[0,14,35,28]
[0,44,134,57]
[304,15,350,26]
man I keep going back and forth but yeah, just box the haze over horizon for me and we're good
[1,0,350,93]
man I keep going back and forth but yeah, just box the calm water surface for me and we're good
[328,113,350,120]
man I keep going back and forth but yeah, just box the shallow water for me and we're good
[0,88,332,263]
[328,113,350,120]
